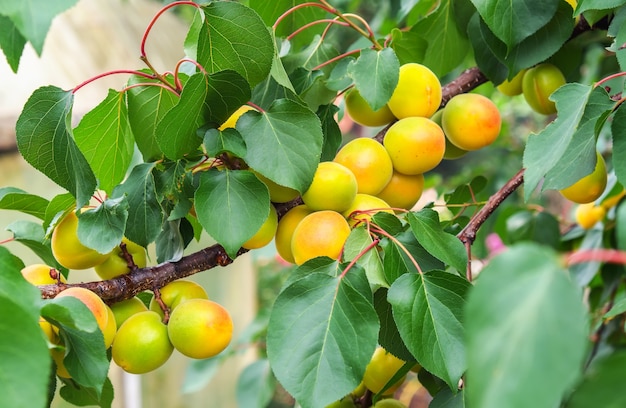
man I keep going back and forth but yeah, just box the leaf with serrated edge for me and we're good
[267,271,379,408]
[388,271,470,389]
[466,244,588,408]
[349,48,399,111]
[0,187,49,219]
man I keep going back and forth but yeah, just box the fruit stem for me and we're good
[369,224,423,274]
[594,71,626,89]
[72,69,157,94]
[152,287,171,324]
[245,101,265,113]
[339,237,380,279]
[312,48,362,71]
[272,2,335,31]
[0,237,14,245]
[140,56,180,94]
[140,0,201,58]
[173,58,208,91]
[286,18,350,42]
[565,248,626,265]
[119,81,181,97]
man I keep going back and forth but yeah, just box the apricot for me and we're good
[559,152,607,204]
[291,210,352,265]
[50,344,71,378]
[274,204,314,264]
[376,171,424,211]
[219,104,255,130]
[383,117,445,175]
[112,310,173,374]
[497,69,527,96]
[51,209,110,270]
[167,299,233,359]
[574,203,606,229]
[110,297,148,329]
[55,287,109,344]
[333,138,393,195]
[362,347,407,395]
[344,88,396,127]
[342,194,394,227]
[387,63,442,119]
[522,63,566,115]
[372,399,408,408]
[103,304,117,349]
[94,237,147,280]
[254,171,299,203]
[21,264,66,285]
[431,110,467,160]
[149,279,209,318]
[442,93,501,151]
[242,204,278,249]
[302,162,358,212]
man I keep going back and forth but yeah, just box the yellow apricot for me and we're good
[383,117,445,175]
[103,304,117,349]
[219,105,255,130]
[94,237,147,280]
[387,63,442,119]
[291,210,352,265]
[442,93,501,151]
[274,205,314,264]
[242,205,278,249]
[376,171,424,211]
[431,109,467,160]
[302,162,358,212]
[254,171,299,203]
[344,88,396,127]
[149,279,209,319]
[333,138,393,195]
[342,194,394,227]
[21,264,66,285]
[497,69,527,96]
[51,210,110,270]
[362,347,407,395]
[559,152,607,204]
[56,287,109,343]
[574,203,606,229]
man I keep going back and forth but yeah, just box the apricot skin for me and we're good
[442,93,502,151]
[291,210,352,265]
[242,205,278,249]
[274,205,314,264]
[559,152,607,204]
[51,210,110,270]
[55,287,109,340]
[302,162,358,212]
[333,138,393,195]
[383,117,445,175]
[342,194,394,227]
[376,171,424,211]
[344,88,396,127]
[522,63,566,115]
[387,63,442,119]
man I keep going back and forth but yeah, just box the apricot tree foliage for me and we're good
[1,0,626,407]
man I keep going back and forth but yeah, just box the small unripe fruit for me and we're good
[110,297,148,329]
[291,210,352,265]
[574,203,606,229]
[362,347,407,395]
[254,172,299,203]
[522,63,566,115]
[149,279,209,319]
[21,264,66,285]
[497,69,527,96]
[333,138,393,195]
[387,63,442,119]
[94,238,147,280]
[559,152,607,204]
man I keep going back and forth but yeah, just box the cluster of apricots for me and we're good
[24,209,233,376]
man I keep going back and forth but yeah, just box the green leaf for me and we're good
[238,99,323,193]
[16,86,97,209]
[194,170,269,258]
[202,128,247,160]
[203,70,252,127]
[523,84,613,200]
[407,209,468,273]
[504,210,561,249]
[77,197,129,255]
[41,297,109,396]
[577,0,626,14]
[0,246,36,315]
[155,219,184,263]
[388,271,470,389]
[111,163,162,247]
[612,103,626,188]
[430,387,466,408]
[198,2,273,87]
[316,103,342,162]
[466,244,588,408]
[126,73,179,161]
[59,377,114,408]
[565,351,626,408]
[409,0,470,76]
[73,89,133,194]
[390,28,427,66]
[348,48,399,111]
[374,288,416,363]
[0,187,49,219]
[267,272,379,408]
[343,226,388,291]
[156,73,207,160]
[604,297,626,319]
[270,37,296,93]
[470,0,558,48]
[444,176,487,216]
[0,0,78,54]
[607,6,626,71]
[290,67,337,111]
[236,359,276,408]
[467,12,508,84]
[0,15,26,72]
[5,220,60,269]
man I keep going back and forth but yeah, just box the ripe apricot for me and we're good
[21,264,66,285]
[167,298,234,359]
[291,210,352,265]
[149,279,209,318]
[254,171,299,203]
[431,110,467,160]
[497,69,527,96]
[242,204,278,249]
[274,204,314,264]
[342,194,394,227]
[302,162,358,212]
[219,104,255,130]
[56,287,109,343]
[333,138,393,195]
[112,310,173,374]
[442,93,501,151]
[51,209,110,270]
[383,117,445,175]
[522,63,566,115]
[376,171,424,211]
[362,347,407,395]
[575,203,606,229]
[344,88,396,127]
[559,152,607,204]
[103,304,117,349]
[387,63,442,119]
[94,237,147,280]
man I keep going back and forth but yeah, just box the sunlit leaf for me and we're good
[0,187,49,219]
[348,48,399,111]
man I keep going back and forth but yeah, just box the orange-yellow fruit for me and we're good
[383,117,445,175]
[376,171,424,211]
[254,172,299,203]
[442,93,501,151]
[112,310,173,374]
[362,347,407,395]
[574,203,606,229]
[302,162,358,212]
[103,304,117,349]
[342,194,394,227]
[559,152,607,204]
[94,238,147,280]
[387,63,442,119]
[55,287,109,344]
[497,69,527,96]
[51,210,110,270]
[274,205,314,264]
[167,299,234,359]
[243,205,278,249]
[51,344,71,378]
[522,63,566,115]
[219,105,255,130]
[21,264,66,285]
[334,138,393,195]
[149,279,209,318]
[431,110,467,160]
[344,88,396,127]
[291,210,352,265]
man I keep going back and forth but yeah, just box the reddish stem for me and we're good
[287,19,350,41]
[370,224,423,274]
[340,238,380,279]
[141,1,201,58]
[0,237,14,245]
[72,69,157,94]
[120,81,180,97]
[312,48,362,71]
[566,249,626,266]
[245,101,265,113]
[594,72,626,89]
[272,2,335,31]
